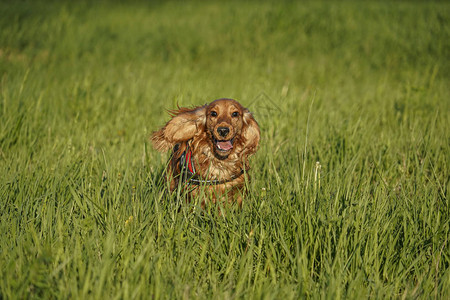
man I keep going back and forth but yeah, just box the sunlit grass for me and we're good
[0,0,449,298]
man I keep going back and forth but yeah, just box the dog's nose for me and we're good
[217,127,230,137]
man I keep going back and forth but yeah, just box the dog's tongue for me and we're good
[217,140,233,151]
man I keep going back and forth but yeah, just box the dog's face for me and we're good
[206,99,245,158]
[152,98,260,161]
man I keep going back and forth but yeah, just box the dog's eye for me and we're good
[210,111,217,117]
[232,112,239,117]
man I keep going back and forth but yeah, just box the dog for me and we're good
[152,98,260,206]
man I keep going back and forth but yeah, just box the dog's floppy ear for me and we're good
[241,109,260,156]
[152,105,207,152]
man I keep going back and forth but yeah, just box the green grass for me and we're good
[1,0,449,298]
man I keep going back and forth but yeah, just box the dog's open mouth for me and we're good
[214,137,235,152]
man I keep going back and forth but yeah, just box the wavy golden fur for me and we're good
[152,98,260,206]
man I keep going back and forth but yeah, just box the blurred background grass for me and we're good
[0,0,449,298]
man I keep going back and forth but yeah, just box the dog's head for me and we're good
[152,98,260,159]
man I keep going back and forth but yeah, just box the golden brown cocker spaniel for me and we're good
[152,98,260,205]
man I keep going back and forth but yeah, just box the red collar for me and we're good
[184,148,195,174]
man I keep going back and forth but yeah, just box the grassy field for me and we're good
[0,0,449,298]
